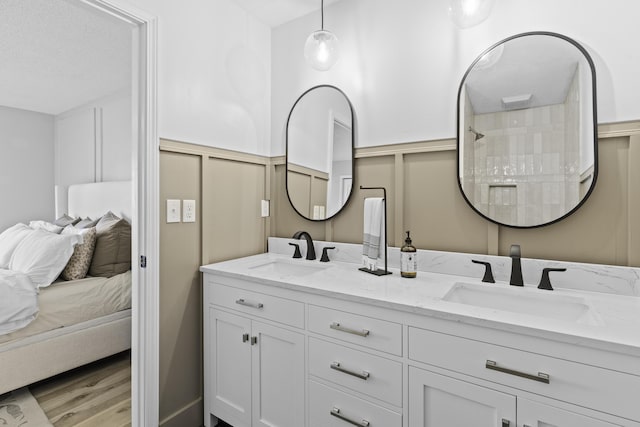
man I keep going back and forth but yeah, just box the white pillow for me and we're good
[61,225,87,243]
[29,220,63,234]
[0,223,34,269]
[9,229,82,288]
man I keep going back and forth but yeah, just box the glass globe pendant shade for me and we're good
[474,44,504,70]
[448,0,495,29]
[304,30,340,71]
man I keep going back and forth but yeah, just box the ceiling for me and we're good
[2,1,580,120]
[0,0,132,115]
[0,0,338,116]
[232,0,341,27]
[465,35,586,114]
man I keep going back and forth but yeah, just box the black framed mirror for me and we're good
[457,32,598,228]
[286,85,355,221]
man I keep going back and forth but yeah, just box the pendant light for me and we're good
[304,0,340,71]
[448,0,495,29]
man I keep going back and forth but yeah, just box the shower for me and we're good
[468,126,485,141]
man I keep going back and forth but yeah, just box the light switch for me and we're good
[183,199,196,223]
[166,199,181,223]
[261,200,270,217]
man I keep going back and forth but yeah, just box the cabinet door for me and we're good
[252,321,305,427]
[209,309,252,427]
[518,398,623,427]
[409,366,516,427]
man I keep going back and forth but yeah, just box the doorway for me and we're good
[0,0,158,425]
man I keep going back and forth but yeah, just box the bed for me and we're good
[0,181,133,395]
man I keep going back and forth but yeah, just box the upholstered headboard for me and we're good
[67,181,132,222]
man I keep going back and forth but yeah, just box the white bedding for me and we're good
[0,269,38,336]
[0,180,133,346]
[0,271,131,345]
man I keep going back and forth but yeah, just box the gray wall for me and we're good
[0,106,54,230]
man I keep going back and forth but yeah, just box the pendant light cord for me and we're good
[321,0,324,30]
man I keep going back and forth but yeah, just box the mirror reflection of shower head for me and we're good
[468,126,485,141]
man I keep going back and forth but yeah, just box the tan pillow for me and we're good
[89,212,131,278]
[95,211,121,232]
[61,227,97,281]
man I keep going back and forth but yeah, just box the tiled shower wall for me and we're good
[564,67,581,207]
[471,70,581,226]
[462,89,475,200]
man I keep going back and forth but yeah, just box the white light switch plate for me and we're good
[261,200,270,217]
[183,199,196,223]
[166,199,181,223]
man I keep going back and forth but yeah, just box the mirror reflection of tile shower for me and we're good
[458,32,597,228]
[470,69,581,225]
[488,185,517,225]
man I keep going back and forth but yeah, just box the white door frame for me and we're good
[79,1,159,426]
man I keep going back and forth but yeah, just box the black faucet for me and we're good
[538,267,567,291]
[320,247,335,262]
[292,231,316,260]
[509,244,524,286]
[288,243,302,258]
[471,260,495,283]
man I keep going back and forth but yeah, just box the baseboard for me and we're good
[160,397,203,427]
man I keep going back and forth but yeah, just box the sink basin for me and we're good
[248,259,328,277]
[442,282,602,326]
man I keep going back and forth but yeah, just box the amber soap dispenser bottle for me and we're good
[401,231,417,278]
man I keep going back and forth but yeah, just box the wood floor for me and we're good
[30,351,131,427]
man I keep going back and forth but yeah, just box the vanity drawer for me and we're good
[408,326,640,421]
[309,380,402,427]
[309,337,402,407]
[208,282,304,328]
[308,305,402,356]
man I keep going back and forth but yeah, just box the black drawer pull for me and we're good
[486,360,549,384]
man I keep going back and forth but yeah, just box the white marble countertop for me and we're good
[201,251,640,358]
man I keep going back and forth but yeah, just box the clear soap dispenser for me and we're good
[401,231,417,278]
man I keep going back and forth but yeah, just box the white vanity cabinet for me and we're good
[519,398,623,427]
[408,366,517,426]
[202,257,640,427]
[307,306,404,427]
[408,325,637,426]
[408,366,622,427]
[204,278,305,427]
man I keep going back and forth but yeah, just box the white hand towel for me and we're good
[362,197,385,270]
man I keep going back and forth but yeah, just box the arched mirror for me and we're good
[286,85,355,220]
[457,32,598,228]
